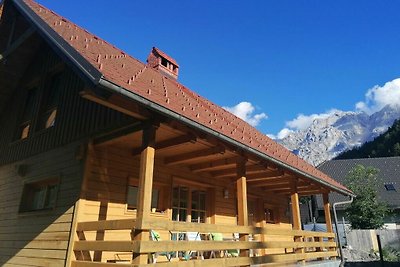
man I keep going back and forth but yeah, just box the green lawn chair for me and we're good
[149,230,174,263]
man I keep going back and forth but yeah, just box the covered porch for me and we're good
[68,115,341,266]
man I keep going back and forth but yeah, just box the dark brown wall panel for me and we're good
[0,46,134,165]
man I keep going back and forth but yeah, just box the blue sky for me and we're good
[37,0,400,137]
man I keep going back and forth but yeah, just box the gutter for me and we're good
[332,196,354,267]
[11,0,354,197]
[98,78,355,197]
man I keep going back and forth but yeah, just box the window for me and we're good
[127,186,159,210]
[15,88,38,140]
[265,208,275,223]
[384,183,396,191]
[172,186,207,223]
[172,186,188,222]
[19,178,59,212]
[191,190,206,223]
[37,72,63,130]
[161,57,168,68]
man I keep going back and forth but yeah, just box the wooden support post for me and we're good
[256,198,265,256]
[132,123,157,264]
[290,179,304,262]
[323,193,333,233]
[236,158,248,259]
[323,193,336,258]
[290,182,301,231]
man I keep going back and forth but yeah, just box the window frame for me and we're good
[14,86,39,141]
[19,177,60,213]
[125,177,167,214]
[171,178,210,223]
[36,69,64,132]
[12,63,64,142]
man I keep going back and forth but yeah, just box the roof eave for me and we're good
[98,78,355,198]
[15,0,353,197]
[12,0,102,86]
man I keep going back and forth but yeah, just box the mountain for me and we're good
[278,105,400,166]
[336,118,400,159]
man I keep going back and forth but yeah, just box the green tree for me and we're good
[344,165,389,229]
[393,143,400,156]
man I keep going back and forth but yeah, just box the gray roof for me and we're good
[317,157,400,209]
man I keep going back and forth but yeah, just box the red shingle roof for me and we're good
[22,0,352,195]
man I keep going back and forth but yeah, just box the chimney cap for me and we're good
[151,47,179,67]
[147,47,179,80]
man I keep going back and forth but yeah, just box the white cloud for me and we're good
[223,101,268,127]
[356,78,400,114]
[276,128,294,139]
[285,109,339,131]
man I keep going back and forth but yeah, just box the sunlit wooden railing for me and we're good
[71,218,337,266]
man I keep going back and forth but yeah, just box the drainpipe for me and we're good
[332,196,354,267]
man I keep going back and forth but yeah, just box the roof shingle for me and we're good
[22,0,351,195]
[318,157,400,208]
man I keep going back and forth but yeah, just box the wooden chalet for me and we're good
[0,0,354,266]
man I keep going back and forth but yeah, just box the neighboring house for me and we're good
[317,157,400,229]
[0,0,353,266]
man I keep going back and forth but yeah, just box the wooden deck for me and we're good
[72,218,337,266]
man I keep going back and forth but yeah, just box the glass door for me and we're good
[172,186,207,223]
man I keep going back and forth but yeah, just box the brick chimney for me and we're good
[147,47,179,80]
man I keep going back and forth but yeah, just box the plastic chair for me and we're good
[209,233,228,258]
[183,232,204,260]
[149,230,174,263]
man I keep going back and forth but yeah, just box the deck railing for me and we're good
[71,218,337,266]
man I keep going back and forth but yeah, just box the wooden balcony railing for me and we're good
[71,218,338,266]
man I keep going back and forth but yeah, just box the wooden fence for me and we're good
[71,218,338,266]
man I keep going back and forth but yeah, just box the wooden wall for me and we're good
[0,45,134,166]
[0,141,85,266]
[76,144,292,262]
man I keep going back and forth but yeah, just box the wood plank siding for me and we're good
[0,45,134,166]
[0,141,83,266]
[76,144,293,262]
[0,45,135,265]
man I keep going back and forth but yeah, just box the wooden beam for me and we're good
[164,146,225,165]
[211,164,267,178]
[93,122,143,145]
[236,160,248,226]
[246,170,286,182]
[132,133,196,155]
[0,26,35,62]
[216,169,286,181]
[323,193,336,258]
[80,90,150,120]
[323,193,333,233]
[236,158,248,258]
[247,175,292,185]
[290,179,305,262]
[290,182,301,231]
[298,190,325,196]
[189,157,239,173]
[272,185,321,195]
[261,183,291,191]
[132,124,157,264]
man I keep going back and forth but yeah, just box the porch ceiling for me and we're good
[96,122,331,197]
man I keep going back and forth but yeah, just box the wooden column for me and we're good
[132,123,157,264]
[323,193,333,233]
[323,193,336,257]
[236,158,248,226]
[256,198,266,256]
[236,158,248,259]
[290,181,301,231]
[290,179,304,261]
